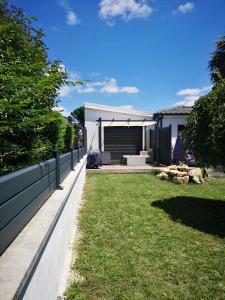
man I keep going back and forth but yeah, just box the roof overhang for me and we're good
[85,102,153,118]
[100,120,156,127]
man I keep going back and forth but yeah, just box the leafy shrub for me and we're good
[64,123,75,152]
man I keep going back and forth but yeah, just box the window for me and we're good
[178,124,185,137]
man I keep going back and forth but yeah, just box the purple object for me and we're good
[173,135,184,162]
[86,150,102,169]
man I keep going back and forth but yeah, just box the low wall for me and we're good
[0,147,85,255]
[0,156,87,300]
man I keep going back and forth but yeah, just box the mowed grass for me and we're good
[67,173,225,300]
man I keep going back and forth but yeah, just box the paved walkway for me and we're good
[87,164,160,174]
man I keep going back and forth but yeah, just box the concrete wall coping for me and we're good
[0,156,87,300]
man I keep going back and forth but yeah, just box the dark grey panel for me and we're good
[150,126,171,165]
[60,168,71,182]
[104,127,142,159]
[60,160,71,183]
[0,170,56,230]
[73,150,79,165]
[0,180,56,255]
[159,127,172,165]
[0,160,56,205]
[60,152,71,165]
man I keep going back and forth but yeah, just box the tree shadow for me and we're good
[151,197,225,238]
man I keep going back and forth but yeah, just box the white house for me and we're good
[152,106,192,164]
[85,103,192,165]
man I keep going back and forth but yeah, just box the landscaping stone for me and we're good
[191,176,201,184]
[188,168,204,183]
[178,164,189,172]
[154,164,205,185]
[154,168,169,174]
[168,165,178,170]
[168,170,188,177]
[157,172,169,180]
[172,175,189,184]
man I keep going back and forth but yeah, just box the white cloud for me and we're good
[175,85,212,106]
[177,88,201,96]
[173,2,194,15]
[57,0,79,26]
[99,78,139,94]
[59,85,75,97]
[99,0,153,25]
[75,85,97,94]
[59,77,140,97]
[66,10,78,25]
[53,105,71,117]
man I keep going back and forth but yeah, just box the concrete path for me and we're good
[87,164,160,174]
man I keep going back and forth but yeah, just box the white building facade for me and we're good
[85,103,191,165]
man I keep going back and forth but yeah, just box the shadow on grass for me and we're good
[152,197,225,238]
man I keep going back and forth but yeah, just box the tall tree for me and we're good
[0,1,77,174]
[185,35,225,169]
[71,106,85,128]
[209,35,225,83]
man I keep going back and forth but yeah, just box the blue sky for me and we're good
[10,0,225,114]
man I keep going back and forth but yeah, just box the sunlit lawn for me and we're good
[67,173,225,299]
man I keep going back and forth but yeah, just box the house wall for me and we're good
[85,107,152,151]
[161,115,188,149]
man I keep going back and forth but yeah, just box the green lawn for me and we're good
[67,173,225,300]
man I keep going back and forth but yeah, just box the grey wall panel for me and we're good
[0,148,84,255]
[60,161,71,183]
[104,127,142,158]
[0,160,56,205]
[60,169,71,183]
[60,153,71,165]
[73,150,79,166]
[0,171,56,230]
[0,180,56,255]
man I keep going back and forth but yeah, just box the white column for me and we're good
[101,125,104,151]
[142,126,145,151]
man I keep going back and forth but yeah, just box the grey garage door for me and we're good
[104,126,142,161]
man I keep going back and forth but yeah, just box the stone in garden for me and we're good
[177,171,189,177]
[172,175,189,184]
[168,170,180,177]
[189,168,203,181]
[168,170,187,177]
[154,168,169,174]
[168,165,178,170]
[157,172,169,180]
[178,164,189,172]
[191,176,201,184]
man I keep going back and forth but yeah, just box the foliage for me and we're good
[66,173,225,299]
[185,35,225,168]
[185,80,225,167]
[64,123,75,152]
[209,35,225,83]
[71,106,84,128]
[0,1,79,175]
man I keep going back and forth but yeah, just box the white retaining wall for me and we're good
[0,157,87,300]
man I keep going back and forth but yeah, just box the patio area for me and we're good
[86,164,158,173]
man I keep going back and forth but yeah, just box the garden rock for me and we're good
[189,168,204,182]
[154,168,169,174]
[168,170,188,177]
[154,165,205,185]
[172,175,189,184]
[178,164,189,172]
[168,165,178,170]
[157,172,169,180]
[191,176,201,184]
